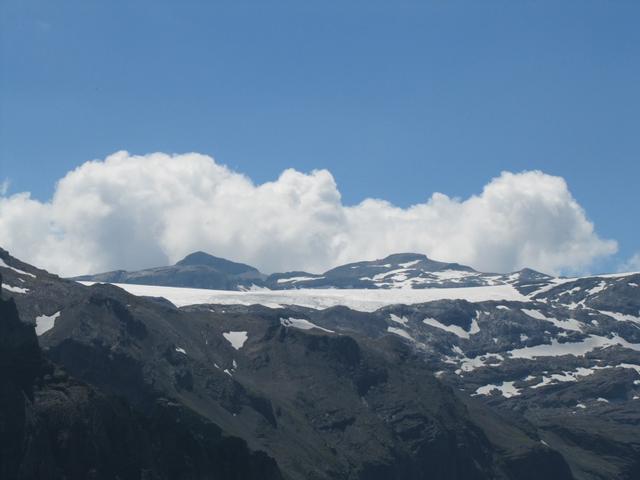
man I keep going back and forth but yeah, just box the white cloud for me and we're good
[0,179,9,196]
[620,253,640,272]
[0,151,617,277]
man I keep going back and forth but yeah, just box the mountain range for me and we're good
[73,250,554,292]
[2,247,640,479]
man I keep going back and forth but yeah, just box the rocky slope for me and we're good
[0,287,281,480]
[0,248,578,480]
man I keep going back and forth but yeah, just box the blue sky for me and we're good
[1,0,638,274]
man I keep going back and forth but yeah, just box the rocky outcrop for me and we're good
[0,294,282,480]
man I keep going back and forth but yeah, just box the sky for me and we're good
[1,0,639,276]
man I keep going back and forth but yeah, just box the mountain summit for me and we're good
[73,251,265,289]
[175,251,260,274]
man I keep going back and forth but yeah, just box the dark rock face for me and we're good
[2,250,578,480]
[0,294,282,480]
[6,248,640,479]
[175,251,259,274]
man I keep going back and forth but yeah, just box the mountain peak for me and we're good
[513,267,553,281]
[381,252,429,263]
[378,252,476,273]
[175,251,259,275]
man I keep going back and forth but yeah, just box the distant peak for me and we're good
[514,267,552,279]
[382,253,429,263]
[175,251,259,274]
[176,251,219,266]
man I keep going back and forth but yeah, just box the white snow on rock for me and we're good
[280,317,334,333]
[398,259,422,268]
[223,331,249,350]
[453,352,504,373]
[82,282,528,312]
[474,381,520,398]
[616,363,640,374]
[430,270,479,281]
[35,311,60,336]
[2,284,29,294]
[423,318,469,338]
[0,258,36,278]
[527,278,577,296]
[389,313,409,325]
[530,367,596,389]
[387,326,414,341]
[521,309,583,332]
[585,281,608,296]
[469,312,481,334]
[521,309,549,320]
[507,334,640,359]
[599,310,640,324]
[276,276,323,284]
[423,314,480,339]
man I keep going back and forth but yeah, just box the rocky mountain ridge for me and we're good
[2,247,640,479]
[1,248,577,479]
[74,250,557,292]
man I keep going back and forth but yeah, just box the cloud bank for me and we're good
[0,151,617,277]
[621,253,640,272]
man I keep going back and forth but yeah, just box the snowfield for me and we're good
[79,282,529,312]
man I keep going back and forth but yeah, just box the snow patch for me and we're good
[280,317,334,333]
[0,258,36,278]
[389,313,409,325]
[455,352,504,373]
[223,331,248,350]
[507,334,640,359]
[521,309,583,332]
[423,314,479,339]
[531,367,595,389]
[599,310,640,324]
[398,259,422,268]
[387,326,414,341]
[276,276,323,284]
[423,317,470,338]
[474,381,520,398]
[35,311,60,336]
[2,284,29,294]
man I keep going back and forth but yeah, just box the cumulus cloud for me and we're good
[620,253,640,272]
[0,151,617,277]
[0,179,9,196]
